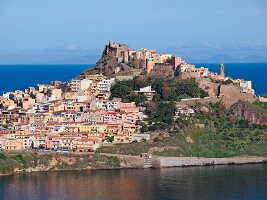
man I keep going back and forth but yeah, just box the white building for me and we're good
[239,80,254,94]
[95,100,119,111]
[179,63,196,72]
[70,79,92,92]
[97,78,115,92]
[174,105,195,119]
[136,86,155,101]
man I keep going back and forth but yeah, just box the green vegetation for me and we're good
[252,101,267,116]
[98,102,267,158]
[0,152,121,175]
[92,154,120,168]
[146,101,175,131]
[107,136,114,143]
[150,77,208,101]
[110,76,208,131]
[110,79,147,105]
[110,76,208,103]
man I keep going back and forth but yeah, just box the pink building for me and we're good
[36,93,45,103]
[209,73,225,82]
[45,136,61,150]
[117,102,139,113]
[72,138,100,152]
[172,56,182,70]
[22,97,35,110]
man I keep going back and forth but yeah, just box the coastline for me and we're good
[1,154,267,177]
[155,156,267,168]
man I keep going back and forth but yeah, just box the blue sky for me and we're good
[0,0,266,63]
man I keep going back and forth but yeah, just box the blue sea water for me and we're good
[0,63,266,95]
[0,64,93,94]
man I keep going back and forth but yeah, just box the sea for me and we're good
[0,63,266,95]
[0,64,93,95]
[1,165,267,200]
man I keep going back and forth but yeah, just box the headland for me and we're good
[1,42,267,175]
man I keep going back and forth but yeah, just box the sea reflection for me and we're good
[1,165,267,200]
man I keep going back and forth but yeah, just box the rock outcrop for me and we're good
[93,42,144,77]
[195,76,256,108]
[230,101,267,126]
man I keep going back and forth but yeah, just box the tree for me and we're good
[107,136,114,143]
[140,124,149,133]
[162,82,171,101]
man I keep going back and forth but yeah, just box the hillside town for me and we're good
[0,42,261,153]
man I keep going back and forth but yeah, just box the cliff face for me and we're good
[94,42,136,77]
[230,101,267,126]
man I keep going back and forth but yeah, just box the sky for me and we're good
[0,0,266,64]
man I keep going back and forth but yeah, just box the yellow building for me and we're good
[79,124,92,133]
[192,67,209,75]
[74,102,85,112]
[79,124,107,133]
[37,84,48,92]
[64,92,75,100]
[5,139,24,150]
[152,54,172,64]
[15,130,29,136]
[91,124,107,133]
[49,102,64,112]
[2,99,16,108]
[51,89,62,99]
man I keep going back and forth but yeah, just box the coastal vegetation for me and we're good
[110,76,208,131]
[0,152,120,174]
[98,102,267,158]
[252,101,267,116]
[110,76,208,102]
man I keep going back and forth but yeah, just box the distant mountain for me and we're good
[187,54,267,63]
[49,54,100,64]
[0,53,100,64]
[238,55,267,63]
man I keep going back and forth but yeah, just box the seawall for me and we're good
[100,153,267,168]
[156,156,267,168]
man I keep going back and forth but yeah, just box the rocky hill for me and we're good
[88,42,145,77]
[230,101,267,126]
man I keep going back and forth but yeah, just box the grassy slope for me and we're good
[98,102,267,158]
[0,152,120,174]
[251,101,267,116]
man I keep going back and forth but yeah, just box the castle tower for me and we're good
[146,59,154,74]
[220,63,225,77]
[123,51,129,63]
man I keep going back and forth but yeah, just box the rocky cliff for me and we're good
[230,101,267,126]
[92,42,144,77]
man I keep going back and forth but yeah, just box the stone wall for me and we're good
[194,76,256,108]
[156,156,267,168]
[120,155,144,168]
[148,64,174,78]
[180,72,200,80]
[196,77,220,97]
[178,97,220,106]
[220,84,255,108]
[259,97,267,103]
